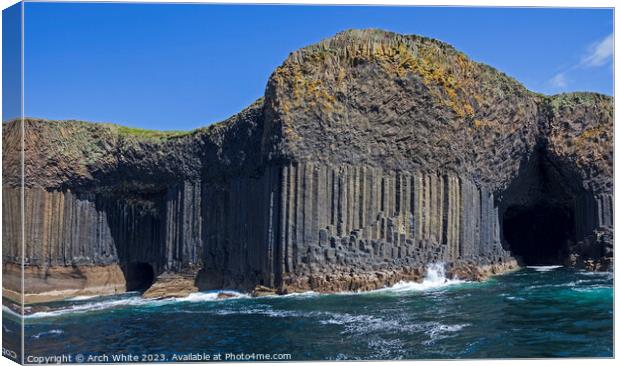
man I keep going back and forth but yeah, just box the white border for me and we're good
[0,2,616,366]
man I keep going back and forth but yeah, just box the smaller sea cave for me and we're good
[124,262,155,291]
[502,204,574,265]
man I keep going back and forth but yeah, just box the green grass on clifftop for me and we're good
[116,125,191,139]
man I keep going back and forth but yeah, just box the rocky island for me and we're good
[2,29,613,304]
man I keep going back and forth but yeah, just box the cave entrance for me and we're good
[499,144,577,266]
[125,262,155,291]
[503,204,574,265]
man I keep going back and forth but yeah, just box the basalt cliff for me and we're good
[2,29,613,303]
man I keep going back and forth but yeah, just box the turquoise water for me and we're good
[3,266,613,361]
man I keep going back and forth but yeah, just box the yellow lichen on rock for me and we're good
[277,31,481,121]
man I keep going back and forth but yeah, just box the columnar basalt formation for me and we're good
[2,29,613,303]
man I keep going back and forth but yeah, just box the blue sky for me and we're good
[7,3,615,130]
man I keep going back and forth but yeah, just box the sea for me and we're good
[2,265,613,361]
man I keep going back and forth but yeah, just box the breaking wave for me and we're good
[527,265,563,272]
[2,305,21,318]
[371,262,466,293]
[13,290,249,319]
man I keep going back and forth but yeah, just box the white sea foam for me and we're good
[26,297,150,319]
[212,306,421,336]
[2,305,21,318]
[526,281,579,290]
[177,290,249,303]
[67,295,100,301]
[367,338,406,359]
[527,265,563,272]
[31,329,63,339]
[212,308,398,334]
[372,262,466,294]
[573,285,613,293]
[321,311,470,349]
[257,291,319,299]
[319,310,468,341]
[319,313,403,333]
[578,271,614,279]
[423,323,469,345]
[23,290,250,319]
[578,270,611,275]
[280,291,319,298]
[214,306,308,318]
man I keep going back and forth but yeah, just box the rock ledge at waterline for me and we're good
[2,29,612,303]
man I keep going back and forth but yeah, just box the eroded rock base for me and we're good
[142,273,198,299]
[260,258,518,296]
[564,228,614,272]
[2,263,126,304]
[3,259,520,303]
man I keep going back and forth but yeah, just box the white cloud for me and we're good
[549,72,567,88]
[580,33,613,68]
[547,33,613,90]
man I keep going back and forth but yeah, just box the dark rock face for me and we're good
[2,29,613,301]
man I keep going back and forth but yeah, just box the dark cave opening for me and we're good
[499,143,579,266]
[503,204,574,265]
[124,262,155,291]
